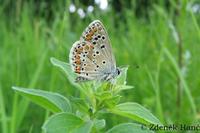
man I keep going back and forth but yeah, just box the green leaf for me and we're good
[42,113,93,133]
[93,119,106,130]
[114,85,134,94]
[104,95,121,107]
[109,102,162,126]
[70,97,90,113]
[115,66,129,85]
[12,87,71,113]
[50,57,89,97]
[50,57,78,87]
[95,91,112,101]
[106,123,153,133]
[95,91,121,107]
[72,121,93,133]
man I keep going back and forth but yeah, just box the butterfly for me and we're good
[69,20,121,82]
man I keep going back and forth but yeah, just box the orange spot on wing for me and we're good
[75,66,81,74]
[90,32,94,36]
[86,34,89,37]
[86,36,92,41]
[74,59,81,65]
[75,54,80,59]
[93,28,97,32]
[76,47,83,54]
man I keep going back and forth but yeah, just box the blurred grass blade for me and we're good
[14,49,48,132]
[189,5,200,38]
[146,69,164,123]
[106,123,154,133]
[12,87,72,113]
[164,48,196,115]
[109,102,162,126]
[42,112,93,133]
[0,85,8,133]
[153,4,167,19]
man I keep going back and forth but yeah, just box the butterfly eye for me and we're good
[94,37,98,40]
[92,41,96,45]
[117,69,120,75]
[86,73,88,76]
[93,54,96,57]
[98,35,101,38]
[102,36,105,40]
[96,65,99,68]
[102,61,106,64]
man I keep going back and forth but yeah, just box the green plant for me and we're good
[12,57,162,133]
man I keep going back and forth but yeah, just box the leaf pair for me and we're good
[43,113,153,133]
[12,57,162,133]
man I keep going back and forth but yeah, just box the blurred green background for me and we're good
[0,0,200,132]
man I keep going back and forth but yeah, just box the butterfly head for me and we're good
[116,67,121,76]
[103,67,121,81]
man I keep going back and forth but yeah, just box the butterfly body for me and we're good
[100,67,121,81]
[69,20,120,82]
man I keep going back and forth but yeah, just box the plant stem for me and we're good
[164,48,196,115]
[176,31,182,120]
[173,0,182,122]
